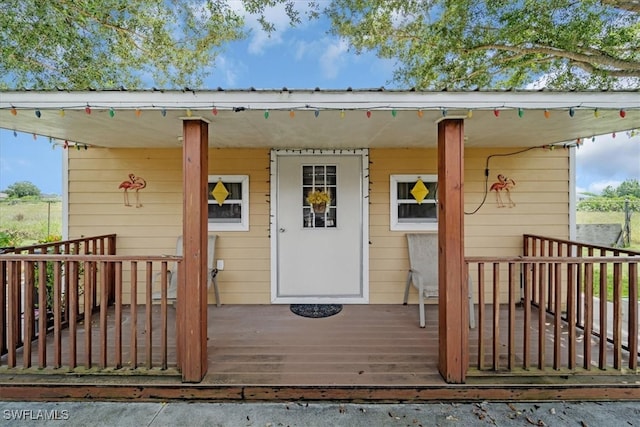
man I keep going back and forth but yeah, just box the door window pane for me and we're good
[303,165,337,228]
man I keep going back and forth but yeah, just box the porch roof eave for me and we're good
[0,89,638,150]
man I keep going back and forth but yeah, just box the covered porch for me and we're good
[1,89,639,395]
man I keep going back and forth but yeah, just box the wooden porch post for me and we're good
[179,118,209,382]
[437,118,468,383]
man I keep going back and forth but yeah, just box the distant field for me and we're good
[0,199,62,246]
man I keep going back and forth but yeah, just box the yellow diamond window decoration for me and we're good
[211,180,229,206]
[410,178,429,204]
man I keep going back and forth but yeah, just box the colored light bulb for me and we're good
[417,109,424,118]
[569,108,575,117]
[264,110,269,119]
[366,110,371,118]
[109,108,115,118]
[85,106,91,114]
[620,109,626,118]
[314,110,319,118]
[544,110,550,119]
[35,110,41,118]
[212,107,218,116]
[518,108,524,118]
[391,109,397,117]
[493,109,500,117]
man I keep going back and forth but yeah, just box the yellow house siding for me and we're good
[67,147,271,305]
[68,146,569,305]
[368,147,570,304]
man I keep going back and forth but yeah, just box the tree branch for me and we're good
[473,43,640,73]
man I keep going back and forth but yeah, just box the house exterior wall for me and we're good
[67,146,569,305]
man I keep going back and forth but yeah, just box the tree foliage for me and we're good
[578,179,640,212]
[0,0,249,89]
[1,1,638,90]
[324,0,640,89]
[601,179,640,198]
[5,181,41,198]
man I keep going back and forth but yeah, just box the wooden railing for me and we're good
[0,235,180,373]
[467,235,639,374]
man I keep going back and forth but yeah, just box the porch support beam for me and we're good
[179,118,209,383]
[437,118,468,384]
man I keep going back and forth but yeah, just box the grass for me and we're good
[577,210,639,301]
[0,198,62,246]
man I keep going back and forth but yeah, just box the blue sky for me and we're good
[0,3,638,195]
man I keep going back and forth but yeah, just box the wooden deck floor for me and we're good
[2,303,639,402]
[206,304,445,386]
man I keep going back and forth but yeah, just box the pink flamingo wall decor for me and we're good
[490,174,516,208]
[118,173,146,207]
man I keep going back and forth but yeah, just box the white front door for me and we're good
[271,150,368,303]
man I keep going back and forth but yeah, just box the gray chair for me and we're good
[154,235,220,306]
[403,233,475,328]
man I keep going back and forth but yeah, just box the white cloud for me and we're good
[235,1,313,55]
[211,55,243,87]
[319,39,350,80]
[576,132,640,194]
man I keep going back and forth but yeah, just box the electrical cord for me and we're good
[465,146,542,215]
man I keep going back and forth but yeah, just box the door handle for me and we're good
[279,228,286,233]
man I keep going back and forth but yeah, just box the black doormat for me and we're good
[290,304,343,318]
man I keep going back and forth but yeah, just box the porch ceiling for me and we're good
[1,89,638,149]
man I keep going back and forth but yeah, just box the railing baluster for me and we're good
[477,263,485,370]
[567,262,576,370]
[613,261,622,370]
[146,261,153,369]
[523,262,531,370]
[23,260,34,368]
[547,241,554,312]
[492,263,500,371]
[508,263,516,370]
[538,263,546,370]
[161,261,168,370]
[0,258,6,359]
[68,261,78,369]
[628,262,638,370]
[598,260,607,370]
[37,260,47,368]
[99,261,108,369]
[84,260,93,369]
[553,263,562,370]
[584,262,593,370]
[7,261,18,368]
[576,244,584,327]
[53,261,62,368]
[114,262,122,369]
[130,261,138,369]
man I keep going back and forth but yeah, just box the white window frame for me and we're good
[207,174,249,231]
[390,174,438,231]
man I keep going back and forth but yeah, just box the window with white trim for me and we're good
[207,175,249,231]
[390,174,438,231]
